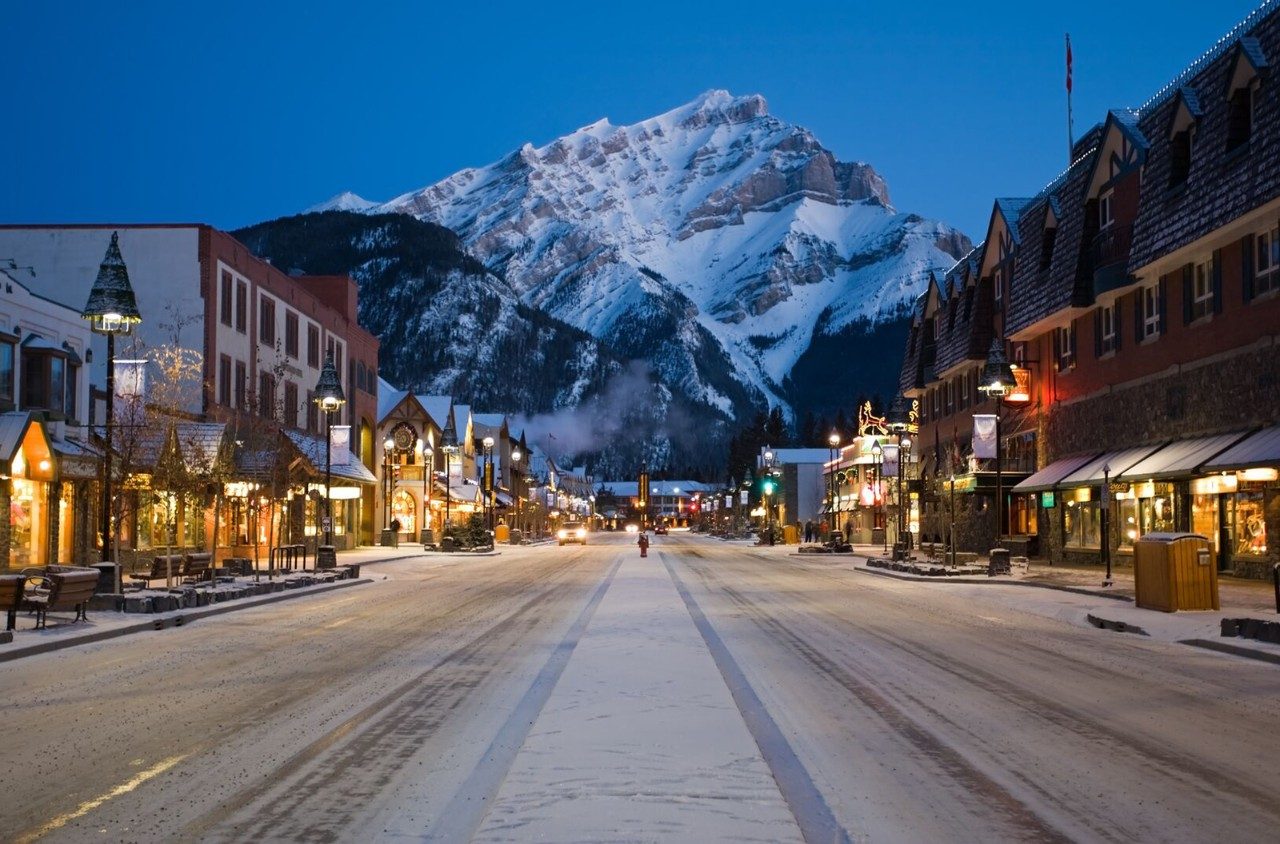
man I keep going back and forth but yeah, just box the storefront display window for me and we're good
[1064,497,1101,547]
[1191,494,1219,551]
[10,478,47,568]
[1138,483,1176,535]
[1118,498,1139,546]
[1009,494,1038,535]
[1234,491,1267,556]
[391,489,417,535]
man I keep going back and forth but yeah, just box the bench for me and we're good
[1,574,30,631]
[129,555,186,586]
[182,552,214,583]
[22,566,99,629]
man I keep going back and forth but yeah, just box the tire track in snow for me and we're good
[661,551,853,844]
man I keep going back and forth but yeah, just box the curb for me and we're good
[1178,638,1280,667]
[0,577,372,664]
[1086,613,1148,635]
[849,562,1135,602]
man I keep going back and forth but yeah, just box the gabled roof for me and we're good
[284,429,378,484]
[994,198,1036,246]
[377,377,409,423]
[419,395,452,431]
[171,422,227,472]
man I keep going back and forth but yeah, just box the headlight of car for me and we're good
[557,529,567,539]
[576,528,586,538]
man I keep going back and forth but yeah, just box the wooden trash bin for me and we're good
[1134,532,1219,612]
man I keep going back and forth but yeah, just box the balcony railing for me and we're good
[1091,223,1134,297]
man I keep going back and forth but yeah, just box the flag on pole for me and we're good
[1066,34,1073,93]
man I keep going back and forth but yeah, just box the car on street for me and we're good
[654,525,669,535]
[624,523,639,533]
[557,522,588,545]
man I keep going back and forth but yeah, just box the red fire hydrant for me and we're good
[638,533,649,558]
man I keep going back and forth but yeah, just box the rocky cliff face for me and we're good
[306,90,970,434]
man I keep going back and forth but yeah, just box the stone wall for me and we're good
[920,493,997,554]
[0,480,10,569]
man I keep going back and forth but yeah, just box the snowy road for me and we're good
[3,534,1278,842]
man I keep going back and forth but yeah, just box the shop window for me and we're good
[1255,224,1280,297]
[392,489,417,535]
[1191,494,1219,552]
[1118,498,1139,546]
[1235,491,1268,555]
[1064,497,1101,547]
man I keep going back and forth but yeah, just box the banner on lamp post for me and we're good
[882,444,899,478]
[972,415,998,459]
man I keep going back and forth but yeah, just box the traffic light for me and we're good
[761,479,775,495]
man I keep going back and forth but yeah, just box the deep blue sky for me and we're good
[3,0,1262,240]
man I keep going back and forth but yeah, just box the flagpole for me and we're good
[1066,33,1075,164]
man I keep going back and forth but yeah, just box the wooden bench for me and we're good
[1,574,29,631]
[23,566,99,629]
[129,555,186,586]
[182,552,214,583]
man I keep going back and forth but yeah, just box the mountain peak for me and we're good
[305,191,376,214]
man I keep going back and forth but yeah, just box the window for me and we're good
[235,280,247,334]
[306,390,319,432]
[284,381,299,427]
[0,339,14,406]
[1055,323,1076,372]
[260,296,276,346]
[1255,225,1280,297]
[1098,191,1114,229]
[993,266,1004,305]
[1142,283,1162,340]
[1064,495,1102,548]
[234,361,247,409]
[218,355,232,406]
[1099,303,1117,355]
[65,362,79,421]
[1190,257,1214,321]
[945,380,954,415]
[307,323,320,368]
[1226,84,1255,153]
[20,348,67,414]
[220,271,233,327]
[285,311,299,358]
[1169,129,1193,186]
[259,372,275,419]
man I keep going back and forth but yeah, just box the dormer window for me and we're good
[1226,84,1255,152]
[1225,40,1266,154]
[1169,129,1193,186]
[1098,191,1114,230]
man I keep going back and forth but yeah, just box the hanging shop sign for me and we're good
[1040,491,1056,508]
[1006,366,1032,405]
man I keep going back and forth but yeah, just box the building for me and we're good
[0,269,99,568]
[0,225,381,555]
[895,2,1280,577]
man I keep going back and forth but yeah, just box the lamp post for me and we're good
[949,473,957,567]
[511,447,522,536]
[1101,462,1113,587]
[481,435,495,531]
[900,436,913,549]
[827,432,840,537]
[417,438,434,545]
[977,339,1017,550]
[887,396,912,552]
[383,436,395,534]
[763,449,776,546]
[82,232,142,593]
[312,353,346,551]
[315,365,345,549]
[871,441,885,554]
[441,421,458,543]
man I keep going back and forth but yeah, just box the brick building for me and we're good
[897,2,1280,577]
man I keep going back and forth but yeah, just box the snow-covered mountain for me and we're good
[310,90,969,425]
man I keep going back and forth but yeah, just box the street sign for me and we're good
[1108,482,1131,493]
[739,490,748,504]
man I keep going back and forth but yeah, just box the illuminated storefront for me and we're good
[1,413,57,569]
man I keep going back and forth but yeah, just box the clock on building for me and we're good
[393,426,416,453]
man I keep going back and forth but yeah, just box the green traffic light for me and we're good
[762,481,775,494]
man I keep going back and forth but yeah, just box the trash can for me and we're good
[316,545,338,570]
[1134,532,1219,612]
[91,562,121,594]
[783,524,799,545]
[495,523,510,544]
[988,548,1011,576]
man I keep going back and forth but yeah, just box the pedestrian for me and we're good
[804,520,813,543]
[638,532,649,558]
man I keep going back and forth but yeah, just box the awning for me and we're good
[435,478,479,504]
[51,436,101,480]
[1117,432,1252,480]
[494,490,514,507]
[1057,444,1165,488]
[1203,425,1280,471]
[284,429,378,485]
[1011,453,1100,493]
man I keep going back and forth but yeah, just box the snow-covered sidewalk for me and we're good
[473,551,802,843]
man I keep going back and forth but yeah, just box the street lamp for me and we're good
[871,441,885,554]
[82,232,142,592]
[511,447,523,536]
[417,438,434,546]
[441,421,458,542]
[948,473,957,567]
[900,436,913,549]
[762,449,776,545]
[977,338,1017,549]
[312,353,346,550]
[887,396,912,552]
[482,435,495,531]
[827,431,840,537]
[1101,462,1113,587]
[383,436,396,534]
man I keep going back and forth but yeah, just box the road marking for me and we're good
[427,552,624,843]
[661,552,852,844]
[16,753,189,843]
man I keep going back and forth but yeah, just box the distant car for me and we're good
[624,523,640,534]
[557,522,588,545]
[654,525,669,535]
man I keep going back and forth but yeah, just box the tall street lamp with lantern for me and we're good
[383,436,396,537]
[887,396,912,551]
[481,435,496,531]
[312,353,346,552]
[441,421,458,543]
[417,437,434,546]
[762,449,776,545]
[511,447,523,537]
[82,232,142,593]
[871,441,885,554]
[827,431,840,537]
[977,338,1017,549]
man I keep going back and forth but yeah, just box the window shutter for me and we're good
[1053,325,1061,366]
[1133,289,1143,343]
[1069,319,1077,364]
[1212,249,1223,314]
[1093,309,1102,357]
[1242,233,1255,303]
[1181,264,1193,324]
[1114,298,1123,351]
[1159,278,1168,333]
